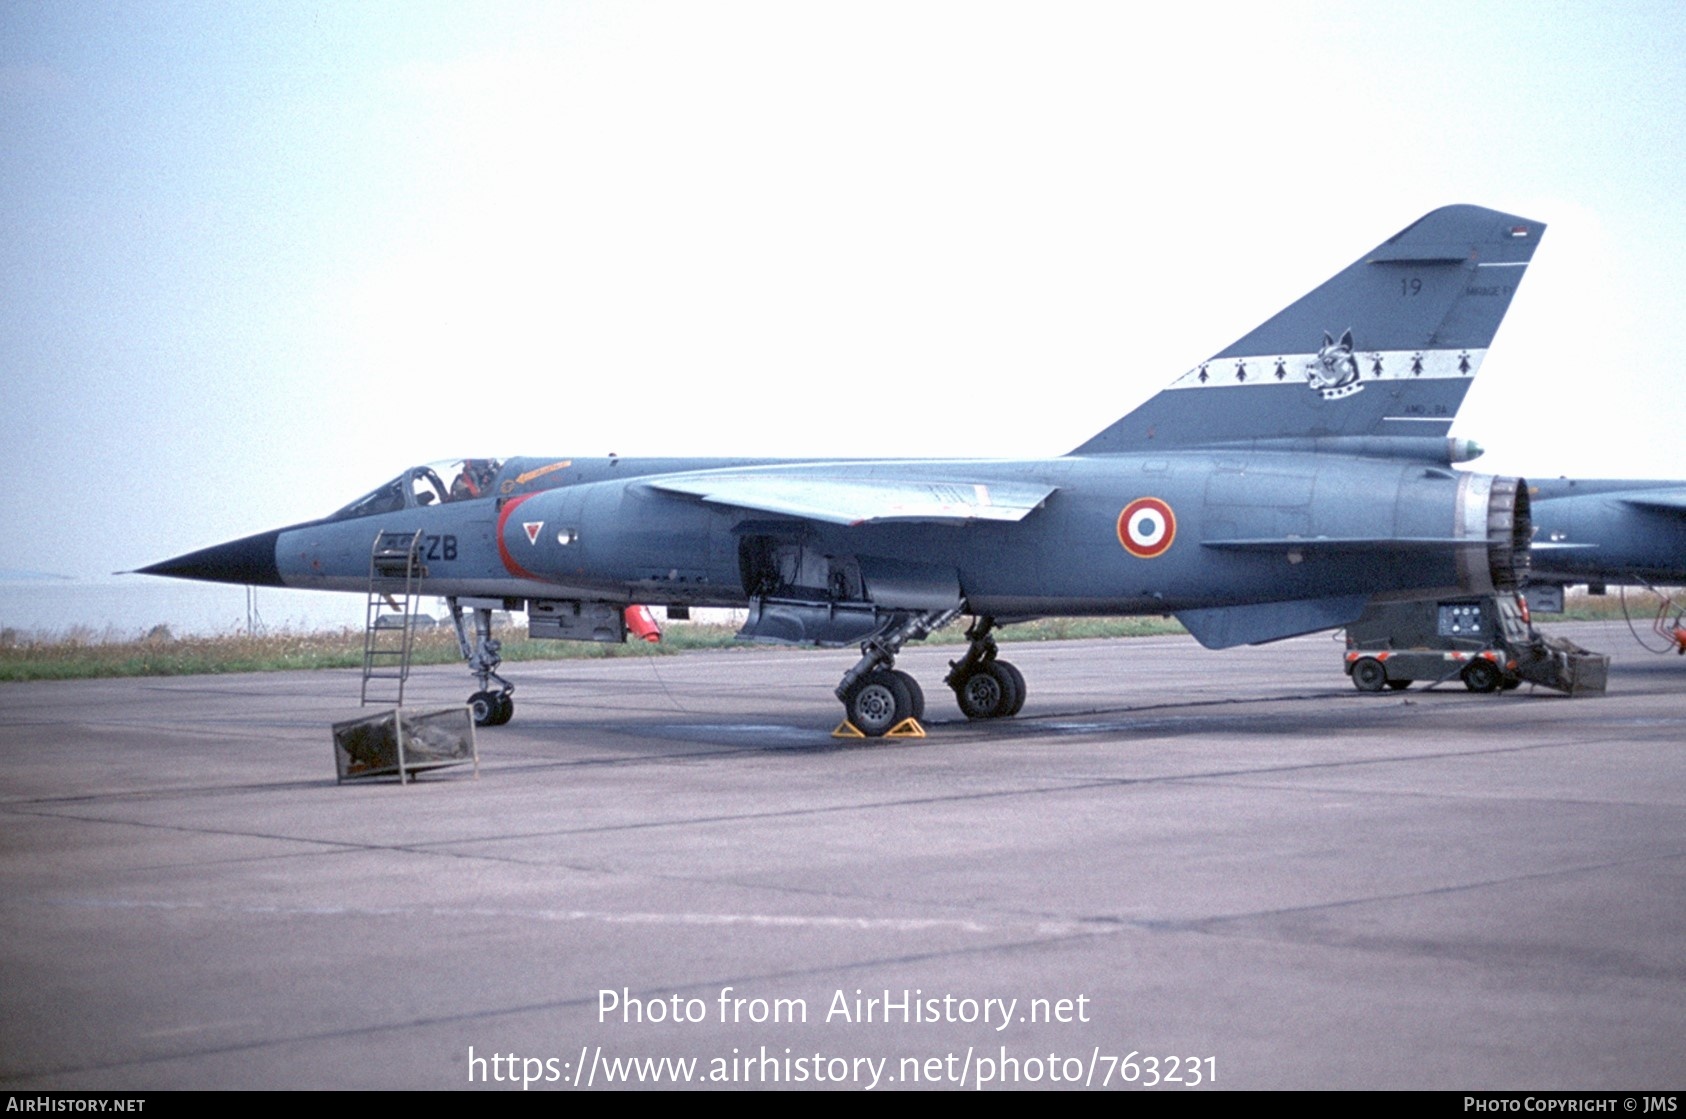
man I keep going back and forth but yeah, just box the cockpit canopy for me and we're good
[330,459,504,521]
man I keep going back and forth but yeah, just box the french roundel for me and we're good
[1117,497,1176,558]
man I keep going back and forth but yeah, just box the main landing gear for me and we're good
[831,611,1028,737]
[943,616,1025,720]
[448,597,514,727]
[833,608,958,737]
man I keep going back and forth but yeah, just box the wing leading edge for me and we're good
[1619,490,1686,515]
[643,473,1057,526]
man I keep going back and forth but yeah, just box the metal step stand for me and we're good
[361,530,426,708]
[334,530,476,786]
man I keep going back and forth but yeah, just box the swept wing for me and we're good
[644,472,1057,526]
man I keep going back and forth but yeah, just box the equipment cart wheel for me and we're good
[1351,657,1388,692]
[1462,660,1502,693]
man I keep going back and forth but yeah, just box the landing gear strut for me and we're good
[944,616,1025,719]
[833,608,960,737]
[448,597,514,726]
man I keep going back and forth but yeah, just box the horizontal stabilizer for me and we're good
[645,473,1056,526]
[1177,594,1372,649]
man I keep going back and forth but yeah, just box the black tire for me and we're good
[953,668,1001,719]
[890,670,925,721]
[1462,659,1502,693]
[1499,675,1522,691]
[491,693,515,725]
[1386,679,1412,691]
[954,662,1020,720]
[846,670,913,737]
[996,660,1026,716]
[468,690,498,726]
[1351,657,1388,693]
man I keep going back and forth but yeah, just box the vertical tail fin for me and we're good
[1073,204,1545,455]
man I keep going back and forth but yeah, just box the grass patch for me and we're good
[0,615,1187,683]
[4,588,1668,684]
[1551,587,1683,622]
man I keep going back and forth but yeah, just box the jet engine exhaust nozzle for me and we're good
[1483,475,1531,595]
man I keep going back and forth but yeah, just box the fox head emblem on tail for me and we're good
[1307,329,1362,397]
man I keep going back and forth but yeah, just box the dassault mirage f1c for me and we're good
[1525,477,1686,653]
[141,204,1544,734]
[1528,479,1686,594]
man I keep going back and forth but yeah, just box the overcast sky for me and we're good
[3,1,1683,580]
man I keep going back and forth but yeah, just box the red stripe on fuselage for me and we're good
[496,495,544,581]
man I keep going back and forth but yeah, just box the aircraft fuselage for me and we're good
[180,450,1525,641]
[1529,478,1686,587]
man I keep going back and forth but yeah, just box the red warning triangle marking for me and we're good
[523,521,543,545]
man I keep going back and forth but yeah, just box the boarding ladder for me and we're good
[360,530,426,707]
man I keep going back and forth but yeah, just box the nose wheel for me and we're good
[469,689,514,727]
[450,597,516,726]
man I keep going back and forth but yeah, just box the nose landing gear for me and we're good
[449,597,515,726]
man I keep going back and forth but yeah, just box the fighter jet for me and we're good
[1523,478,1686,651]
[1528,479,1686,593]
[141,204,1544,734]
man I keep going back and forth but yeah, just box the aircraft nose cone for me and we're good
[137,529,284,587]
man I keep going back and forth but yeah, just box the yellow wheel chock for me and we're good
[831,717,926,739]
